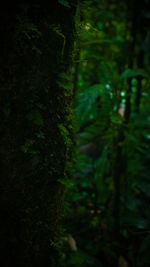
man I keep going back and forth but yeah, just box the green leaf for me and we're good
[120,69,136,79]
[58,0,70,8]
[36,131,45,139]
[120,68,148,79]
[77,84,105,126]
[58,178,74,188]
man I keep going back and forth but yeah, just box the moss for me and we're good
[58,123,73,147]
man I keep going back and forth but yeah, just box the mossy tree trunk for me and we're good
[0,1,77,266]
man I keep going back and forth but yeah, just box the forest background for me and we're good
[63,0,150,266]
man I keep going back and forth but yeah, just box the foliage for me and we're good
[63,0,150,266]
[58,0,71,8]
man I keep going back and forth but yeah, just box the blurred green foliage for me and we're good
[62,0,150,266]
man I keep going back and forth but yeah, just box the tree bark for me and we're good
[0,1,77,266]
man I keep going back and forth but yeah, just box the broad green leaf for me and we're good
[120,68,148,79]
[77,84,105,126]
[58,0,70,8]
[120,69,136,79]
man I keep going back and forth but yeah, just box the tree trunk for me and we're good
[0,2,77,266]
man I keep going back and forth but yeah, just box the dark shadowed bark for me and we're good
[0,1,77,266]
